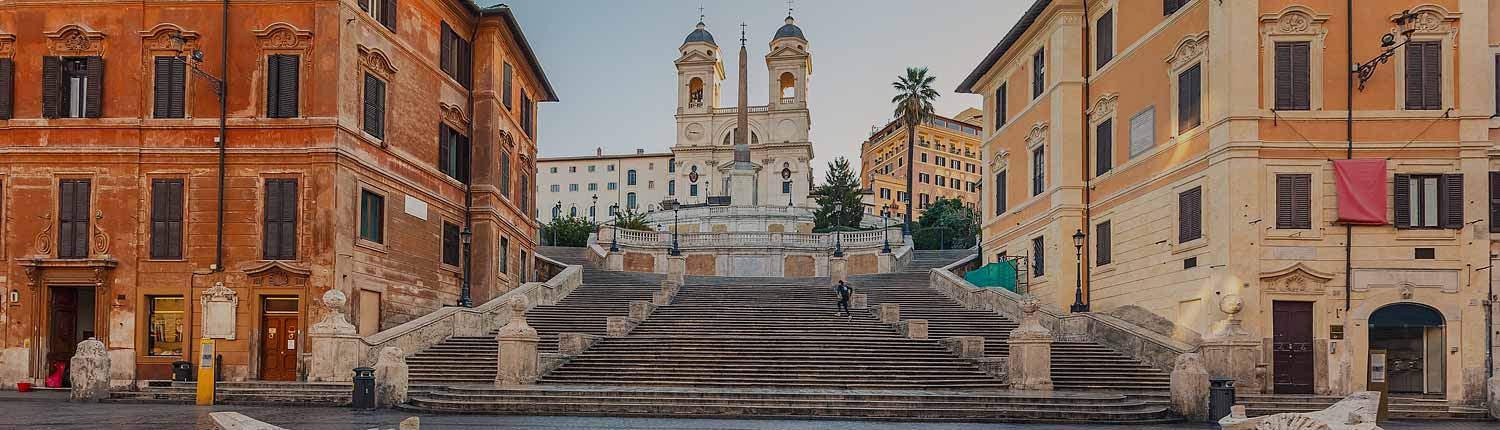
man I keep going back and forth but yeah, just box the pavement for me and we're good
[0,392,1493,430]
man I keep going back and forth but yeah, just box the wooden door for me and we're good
[259,314,299,381]
[1272,301,1314,394]
[47,287,79,364]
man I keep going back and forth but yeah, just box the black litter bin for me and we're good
[352,367,376,410]
[171,361,193,382]
[1208,377,1236,422]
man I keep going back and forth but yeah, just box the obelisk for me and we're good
[727,23,757,207]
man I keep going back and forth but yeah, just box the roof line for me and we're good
[478,4,560,102]
[955,0,1050,94]
[538,152,675,162]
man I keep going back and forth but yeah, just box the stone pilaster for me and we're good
[1007,296,1053,391]
[829,255,848,285]
[1170,353,1210,422]
[1201,295,1262,393]
[308,290,360,382]
[68,338,109,402]
[495,298,539,386]
[373,347,408,408]
[1488,375,1499,419]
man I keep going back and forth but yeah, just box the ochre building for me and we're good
[859,108,985,222]
[961,0,1498,405]
[0,0,555,385]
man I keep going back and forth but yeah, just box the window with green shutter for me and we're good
[359,190,384,243]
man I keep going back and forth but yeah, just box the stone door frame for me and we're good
[20,258,116,379]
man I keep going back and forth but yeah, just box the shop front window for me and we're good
[146,296,186,357]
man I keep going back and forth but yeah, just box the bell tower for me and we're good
[766,15,810,110]
[676,20,724,114]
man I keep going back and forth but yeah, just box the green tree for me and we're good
[812,157,865,233]
[913,197,979,250]
[890,67,940,235]
[611,209,651,231]
[541,216,594,247]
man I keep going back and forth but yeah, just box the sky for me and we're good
[491,0,1030,182]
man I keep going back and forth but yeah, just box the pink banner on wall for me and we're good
[1334,159,1387,225]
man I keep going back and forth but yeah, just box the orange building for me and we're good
[0,0,555,384]
[859,109,984,222]
[962,0,1497,404]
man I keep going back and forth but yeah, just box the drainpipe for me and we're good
[214,0,229,271]
[1344,0,1353,311]
[460,22,477,307]
[1080,1,1093,309]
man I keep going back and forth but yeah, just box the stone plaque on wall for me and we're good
[201,282,238,339]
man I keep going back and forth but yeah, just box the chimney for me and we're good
[636,148,645,155]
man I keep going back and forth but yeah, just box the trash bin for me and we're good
[171,361,193,382]
[351,367,376,410]
[1208,377,1236,422]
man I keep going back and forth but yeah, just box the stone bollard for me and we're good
[373,347,409,408]
[665,254,687,287]
[495,297,538,386]
[851,293,867,310]
[1488,375,1500,420]
[652,289,673,305]
[1201,295,1262,393]
[68,338,110,402]
[900,319,928,340]
[940,336,985,359]
[829,255,849,285]
[557,333,603,357]
[607,316,637,337]
[400,417,420,430]
[1170,353,1210,421]
[604,250,624,271]
[878,303,900,324]
[629,301,656,320]
[308,290,361,382]
[1006,296,1053,391]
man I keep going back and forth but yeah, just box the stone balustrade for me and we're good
[603,227,901,251]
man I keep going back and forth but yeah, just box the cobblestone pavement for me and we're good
[0,395,1492,430]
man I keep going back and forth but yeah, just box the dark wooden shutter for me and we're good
[58,179,91,258]
[458,37,472,89]
[1031,236,1045,277]
[380,0,397,31]
[267,55,281,117]
[83,56,103,118]
[440,22,453,77]
[263,179,298,260]
[1095,119,1113,176]
[1275,174,1312,229]
[1274,42,1310,110]
[277,55,299,118]
[499,151,511,199]
[1406,41,1442,110]
[442,222,459,266]
[459,133,471,184]
[503,62,514,109]
[1096,221,1111,266]
[1096,10,1113,69]
[150,179,184,259]
[438,125,451,177]
[1179,64,1201,131]
[1393,173,1411,228]
[1164,0,1184,15]
[994,170,1006,215]
[363,74,384,139]
[153,57,186,118]
[42,57,62,118]
[1489,172,1500,233]
[1179,187,1202,243]
[0,58,12,120]
[995,84,1006,128]
[1440,173,1463,229]
[1032,48,1045,98]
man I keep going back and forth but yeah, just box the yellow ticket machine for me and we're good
[196,339,215,405]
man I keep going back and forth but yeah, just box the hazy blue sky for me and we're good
[492,0,1029,178]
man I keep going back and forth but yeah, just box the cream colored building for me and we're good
[961,0,1498,407]
[536,148,674,224]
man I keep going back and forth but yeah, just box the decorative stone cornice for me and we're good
[1025,122,1049,146]
[1259,262,1335,295]
[356,44,398,79]
[440,102,469,130]
[1400,4,1460,35]
[0,33,15,58]
[1259,5,1331,37]
[1087,93,1119,123]
[139,23,199,51]
[45,24,106,56]
[1164,31,1209,69]
[253,22,313,51]
[244,260,312,277]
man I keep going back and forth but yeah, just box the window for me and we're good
[519,175,529,214]
[442,222,460,266]
[1495,56,1499,115]
[587,165,595,173]
[1273,41,1311,111]
[0,57,13,119]
[549,184,560,192]
[1394,174,1462,229]
[994,171,1006,216]
[587,183,597,191]
[1096,10,1114,69]
[42,56,102,118]
[568,166,576,173]
[499,152,511,199]
[880,188,890,199]
[1096,221,1112,266]
[627,192,637,210]
[499,236,509,274]
[568,184,578,192]
[1164,0,1186,15]
[668,159,676,173]
[1032,48,1045,98]
[58,179,91,258]
[1095,119,1113,176]
[1129,107,1155,159]
[521,93,535,137]
[549,167,557,174]
[502,62,514,110]
[1031,236,1045,277]
[627,170,637,186]
[936,156,945,166]
[1275,174,1312,229]
[439,22,472,88]
[438,124,469,183]
[145,296,186,357]
[1178,186,1202,243]
[1177,63,1202,132]
[668,180,676,196]
[994,83,1007,129]
[1491,172,1500,233]
[607,182,617,191]
[569,206,577,217]
[919,173,929,184]
[1031,146,1045,196]
[362,73,386,139]
[951,159,960,169]
[690,184,699,197]
[359,190,384,244]
[551,205,560,219]
[266,54,299,118]
[361,0,396,31]
[920,193,930,208]
[1404,40,1442,110]
[520,250,529,282]
[935,175,945,187]
[263,178,298,260]
[921,153,928,163]
[607,164,616,172]
[588,206,595,218]
[150,179,185,259]
[153,56,186,118]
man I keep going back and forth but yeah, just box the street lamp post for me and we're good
[1070,228,1088,313]
[609,203,620,252]
[550,202,562,245]
[832,202,845,257]
[881,204,891,254]
[459,227,474,307]
[670,200,682,256]
[591,194,599,231]
[168,31,229,271]
[781,166,793,207]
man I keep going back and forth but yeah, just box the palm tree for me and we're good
[891,67,939,235]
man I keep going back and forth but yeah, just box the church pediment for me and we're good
[714,159,762,172]
[765,45,808,59]
[675,51,719,64]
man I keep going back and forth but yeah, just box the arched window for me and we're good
[668,158,676,173]
[688,77,705,108]
[627,169,638,186]
[778,72,796,100]
[723,130,761,146]
[551,205,560,219]
[569,206,577,217]
[668,180,676,196]
[626,192,638,210]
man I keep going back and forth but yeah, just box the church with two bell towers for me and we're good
[670,14,815,211]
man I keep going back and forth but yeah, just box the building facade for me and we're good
[961,0,1498,403]
[0,0,555,385]
[537,149,674,224]
[859,108,984,221]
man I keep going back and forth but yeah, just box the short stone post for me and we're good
[399,417,420,430]
[1170,353,1210,421]
[604,250,624,271]
[851,293,867,310]
[829,255,849,285]
[495,297,538,386]
[308,290,361,382]
[68,338,109,402]
[373,347,408,408]
[1201,295,1262,393]
[1007,296,1053,391]
[878,303,900,324]
[557,333,603,357]
[1488,375,1500,419]
[665,254,687,288]
[901,319,928,340]
[940,336,985,359]
[607,316,636,337]
[629,300,656,321]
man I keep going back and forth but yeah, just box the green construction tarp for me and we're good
[964,260,1019,292]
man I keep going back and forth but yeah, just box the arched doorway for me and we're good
[1368,303,1445,394]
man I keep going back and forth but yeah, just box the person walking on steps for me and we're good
[835,280,853,317]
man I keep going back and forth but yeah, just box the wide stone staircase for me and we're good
[106,381,353,405]
[1237,393,1490,420]
[851,250,1172,397]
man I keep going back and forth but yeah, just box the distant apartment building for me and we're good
[859,108,984,221]
[537,148,675,224]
